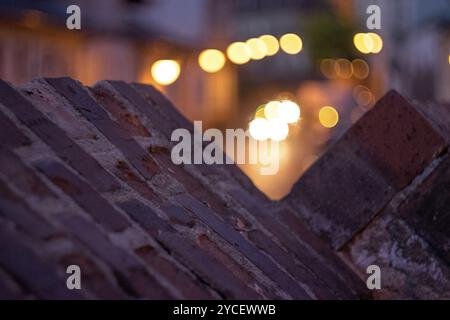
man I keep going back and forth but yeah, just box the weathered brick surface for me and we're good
[284,90,448,249]
[0,76,381,299]
[36,160,130,233]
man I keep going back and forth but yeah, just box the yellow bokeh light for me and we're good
[279,33,303,54]
[264,101,281,120]
[249,118,270,141]
[151,60,180,85]
[246,38,267,60]
[198,49,226,73]
[354,32,383,54]
[227,42,251,64]
[255,104,266,118]
[353,33,373,54]
[259,35,279,56]
[368,32,383,53]
[279,100,300,124]
[267,119,289,141]
[319,106,339,128]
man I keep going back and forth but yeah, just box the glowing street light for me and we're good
[319,106,339,128]
[246,38,267,60]
[249,118,270,141]
[354,32,383,54]
[227,42,251,64]
[198,49,226,73]
[279,100,300,124]
[279,33,303,55]
[267,119,289,141]
[259,35,279,56]
[151,60,180,85]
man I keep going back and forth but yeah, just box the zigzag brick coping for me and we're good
[0,77,448,299]
[0,78,368,299]
[284,91,450,299]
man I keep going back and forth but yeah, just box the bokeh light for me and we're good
[198,49,226,73]
[353,33,373,54]
[259,35,279,56]
[249,118,270,141]
[354,32,383,54]
[368,32,383,53]
[352,59,369,79]
[264,100,282,120]
[267,119,289,141]
[151,59,180,85]
[318,106,339,128]
[353,85,374,107]
[320,59,336,79]
[279,33,303,55]
[335,59,353,79]
[227,41,251,64]
[255,104,266,118]
[279,100,300,124]
[246,38,267,60]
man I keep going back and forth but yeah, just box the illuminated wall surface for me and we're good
[0,0,449,301]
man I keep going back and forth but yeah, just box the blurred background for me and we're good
[0,0,449,199]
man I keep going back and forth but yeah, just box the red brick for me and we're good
[135,245,216,299]
[36,160,130,232]
[174,193,312,299]
[0,111,31,148]
[0,147,55,198]
[45,78,160,180]
[345,90,446,189]
[59,214,174,299]
[399,155,450,263]
[284,91,447,249]
[0,80,121,193]
[0,183,55,240]
[0,226,85,299]
[117,198,260,299]
[90,86,151,137]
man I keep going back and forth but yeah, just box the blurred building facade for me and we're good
[0,0,237,128]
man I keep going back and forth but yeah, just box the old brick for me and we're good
[174,193,312,299]
[135,245,216,299]
[0,146,55,197]
[117,198,260,299]
[36,160,130,232]
[161,205,195,227]
[45,78,160,180]
[344,90,446,189]
[59,214,173,299]
[0,111,31,148]
[159,232,260,299]
[0,184,55,240]
[129,82,193,131]
[90,86,151,137]
[114,160,161,202]
[284,91,447,249]
[0,226,84,299]
[117,199,173,236]
[59,253,128,299]
[400,155,450,263]
[0,80,121,193]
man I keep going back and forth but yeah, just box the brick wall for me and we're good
[0,77,367,299]
[284,90,450,299]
